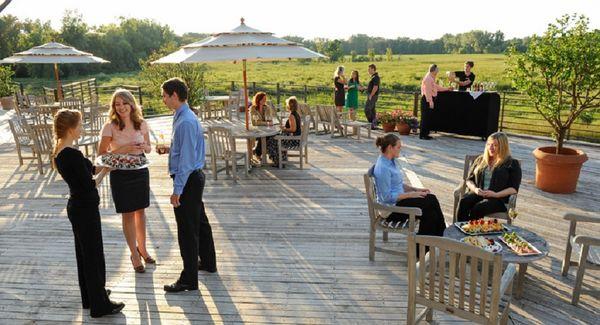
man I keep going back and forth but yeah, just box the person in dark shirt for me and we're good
[454,61,476,91]
[364,64,380,129]
[457,132,522,221]
[53,109,125,318]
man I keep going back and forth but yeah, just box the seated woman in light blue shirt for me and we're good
[372,134,446,236]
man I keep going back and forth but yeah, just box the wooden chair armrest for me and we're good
[499,263,517,297]
[453,181,466,198]
[573,235,600,246]
[563,213,600,223]
[373,202,421,232]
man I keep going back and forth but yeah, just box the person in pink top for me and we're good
[419,64,453,140]
[98,89,154,273]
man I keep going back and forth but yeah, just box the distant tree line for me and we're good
[0,10,532,77]
[285,32,531,62]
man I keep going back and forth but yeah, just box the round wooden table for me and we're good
[444,224,549,298]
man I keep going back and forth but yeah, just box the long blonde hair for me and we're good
[334,66,345,79]
[108,88,144,131]
[52,109,82,164]
[474,132,511,174]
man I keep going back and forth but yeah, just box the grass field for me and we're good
[12,54,600,143]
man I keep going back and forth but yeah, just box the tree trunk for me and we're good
[556,128,567,154]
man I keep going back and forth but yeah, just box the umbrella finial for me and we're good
[240,17,245,25]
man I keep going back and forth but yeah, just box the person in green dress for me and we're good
[345,70,364,120]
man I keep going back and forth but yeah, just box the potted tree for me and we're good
[0,66,15,110]
[507,14,599,193]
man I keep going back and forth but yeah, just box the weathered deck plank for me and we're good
[0,113,598,324]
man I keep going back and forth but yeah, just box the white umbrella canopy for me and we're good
[153,18,326,129]
[0,42,110,99]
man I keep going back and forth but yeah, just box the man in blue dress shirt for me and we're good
[157,78,217,293]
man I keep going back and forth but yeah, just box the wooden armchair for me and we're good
[364,166,422,261]
[77,108,106,159]
[8,117,37,166]
[30,124,55,175]
[274,115,310,169]
[298,103,317,132]
[227,91,242,120]
[407,235,517,324]
[561,213,600,305]
[452,155,518,223]
[207,126,248,183]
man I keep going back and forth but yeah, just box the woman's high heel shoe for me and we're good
[130,255,145,273]
[137,247,156,264]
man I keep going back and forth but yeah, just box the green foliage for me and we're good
[367,48,375,61]
[139,44,207,107]
[385,48,393,61]
[507,14,600,152]
[0,66,15,97]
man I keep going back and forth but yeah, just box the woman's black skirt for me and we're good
[109,168,150,213]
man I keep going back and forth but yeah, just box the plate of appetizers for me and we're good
[461,236,503,253]
[498,232,542,256]
[455,218,508,236]
[95,153,150,170]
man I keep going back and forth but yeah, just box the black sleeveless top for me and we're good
[54,147,100,207]
[285,111,302,136]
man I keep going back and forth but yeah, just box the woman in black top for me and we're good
[333,66,346,111]
[267,96,302,167]
[457,132,522,221]
[52,109,125,318]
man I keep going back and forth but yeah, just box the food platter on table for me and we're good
[498,232,542,256]
[454,218,508,236]
[95,153,150,170]
[461,236,503,253]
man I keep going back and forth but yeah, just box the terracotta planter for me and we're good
[532,146,588,194]
[396,122,411,135]
[0,96,15,110]
[382,123,396,133]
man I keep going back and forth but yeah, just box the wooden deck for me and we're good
[0,111,598,324]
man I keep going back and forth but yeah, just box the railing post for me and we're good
[304,85,308,103]
[499,92,506,131]
[276,83,281,105]
[137,86,143,106]
[413,92,419,117]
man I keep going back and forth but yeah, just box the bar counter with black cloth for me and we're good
[455,70,475,91]
[54,147,124,318]
[420,91,500,139]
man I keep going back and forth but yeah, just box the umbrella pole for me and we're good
[243,59,249,130]
[54,63,63,100]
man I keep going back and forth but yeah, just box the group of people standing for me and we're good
[333,64,380,130]
[419,61,476,140]
[333,60,476,137]
[52,78,217,318]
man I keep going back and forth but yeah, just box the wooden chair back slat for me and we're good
[408,235,512,324]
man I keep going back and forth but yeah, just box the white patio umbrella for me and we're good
[153,18,326,130]
[0,42,109,99]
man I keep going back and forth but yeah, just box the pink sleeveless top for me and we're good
[100,120,149,155]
